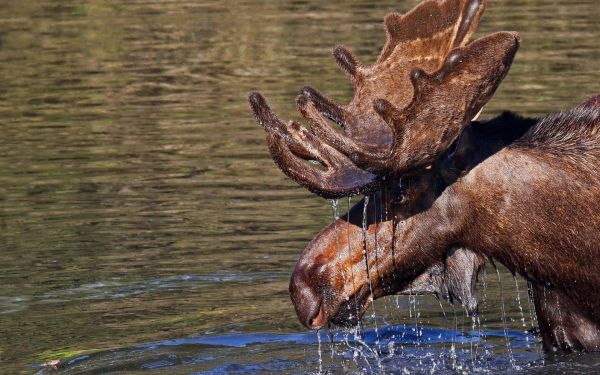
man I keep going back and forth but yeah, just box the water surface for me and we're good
[0,0,598,373]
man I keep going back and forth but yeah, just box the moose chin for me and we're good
[248,0,600,353]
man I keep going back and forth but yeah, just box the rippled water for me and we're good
[0,0,598,374]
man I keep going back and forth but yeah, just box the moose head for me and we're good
[249,0,520,329]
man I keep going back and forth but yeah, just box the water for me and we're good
[31,325,589,374]
[0,0,598,373]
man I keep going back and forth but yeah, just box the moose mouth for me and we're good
[318,285,374,329]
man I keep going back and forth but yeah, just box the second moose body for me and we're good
[249,0,600,353]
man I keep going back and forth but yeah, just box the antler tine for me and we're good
[296,89,387,165]
[455,0,486,47]
[249,91,381,199]
[298,86,350,129]
[333,46,363,84]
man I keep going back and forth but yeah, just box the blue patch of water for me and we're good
[38,325,547,374]
[137,325,531,349]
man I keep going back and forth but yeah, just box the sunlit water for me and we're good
[0,0,598,374]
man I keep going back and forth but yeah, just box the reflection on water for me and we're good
[0,0,598,373]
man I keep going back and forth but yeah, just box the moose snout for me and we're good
[289,267,327,329]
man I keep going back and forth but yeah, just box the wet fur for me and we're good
[289,100,600,353]
[394,102,600,352]
[249,0,600,354]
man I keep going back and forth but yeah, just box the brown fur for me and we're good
[287,103,600,353]
[248,0,600,354]
[288,110,538,328]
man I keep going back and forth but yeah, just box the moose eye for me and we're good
[392,191,407,205]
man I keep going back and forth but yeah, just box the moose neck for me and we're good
[366,106,600,352]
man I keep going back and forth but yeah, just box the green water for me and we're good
[0,0,598,373]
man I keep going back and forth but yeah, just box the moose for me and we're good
[249,0,600,353]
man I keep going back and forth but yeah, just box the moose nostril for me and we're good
[307,301,324,329]
[289,267,327,329]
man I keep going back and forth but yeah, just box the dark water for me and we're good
[0,0,598,374]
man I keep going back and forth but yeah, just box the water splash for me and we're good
[44,324,541,374]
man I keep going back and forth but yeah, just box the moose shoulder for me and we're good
[385,103,600,352]
[248,0,600,354]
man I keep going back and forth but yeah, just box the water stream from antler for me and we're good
[361,196,381,347]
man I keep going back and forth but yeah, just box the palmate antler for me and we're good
[249,0,520,199]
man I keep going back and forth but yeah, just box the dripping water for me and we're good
[326,326,335,360]
[527,281,544,359]
[328,198,531,372]
[346,196,362,334]
[317,329,323,374]
[471,314,480,367]
[411,294,425,367]
[361,196,381,346]
[459,306,467,362]
[330,199,339,221]
[329,198,341,361]
[496,267,516,369]
[437,299,448,368]
[408,294,419,341]
[394,295,407,354]
[374,194,393,329]
[466,309,475,368]
[526,280,537,329]
[512,275,529,350]
[450,303,458,371]
[480,267,490,356]
[339,197,363,369]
